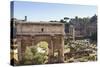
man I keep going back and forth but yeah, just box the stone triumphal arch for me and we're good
[15,21,65,63]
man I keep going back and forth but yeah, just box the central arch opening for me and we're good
[23,41,49,64]
[36,41,49,64]
[37,41,48,54]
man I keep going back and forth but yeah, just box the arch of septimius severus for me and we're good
[14,20,65,64]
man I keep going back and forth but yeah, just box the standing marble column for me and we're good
[48,37,54,63]
[72,26,75,41]
[58,36,64,63]
[17,38,22,63]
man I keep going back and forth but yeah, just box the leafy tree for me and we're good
[64,17,69,20]
[60,17,70,33]
[23,44,48,64]
[90,32,97,42]
[37,42,48,50]
[31,46,37,55]
[50,20,58,22]
[23,46,34,64]
[64,17,69,22]
[60,19,66,23]
[24,47,34,60]
[90,14,97,23]
[33,52,47,64]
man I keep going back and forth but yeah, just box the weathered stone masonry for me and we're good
[15,21,65,63]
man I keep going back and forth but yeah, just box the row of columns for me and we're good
[17,35,64,64]
[48,36,64,63]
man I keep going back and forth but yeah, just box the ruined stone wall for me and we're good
[15,21,65,63]
[16,22,64,34]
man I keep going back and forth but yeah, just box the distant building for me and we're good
[68,22,97,39]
